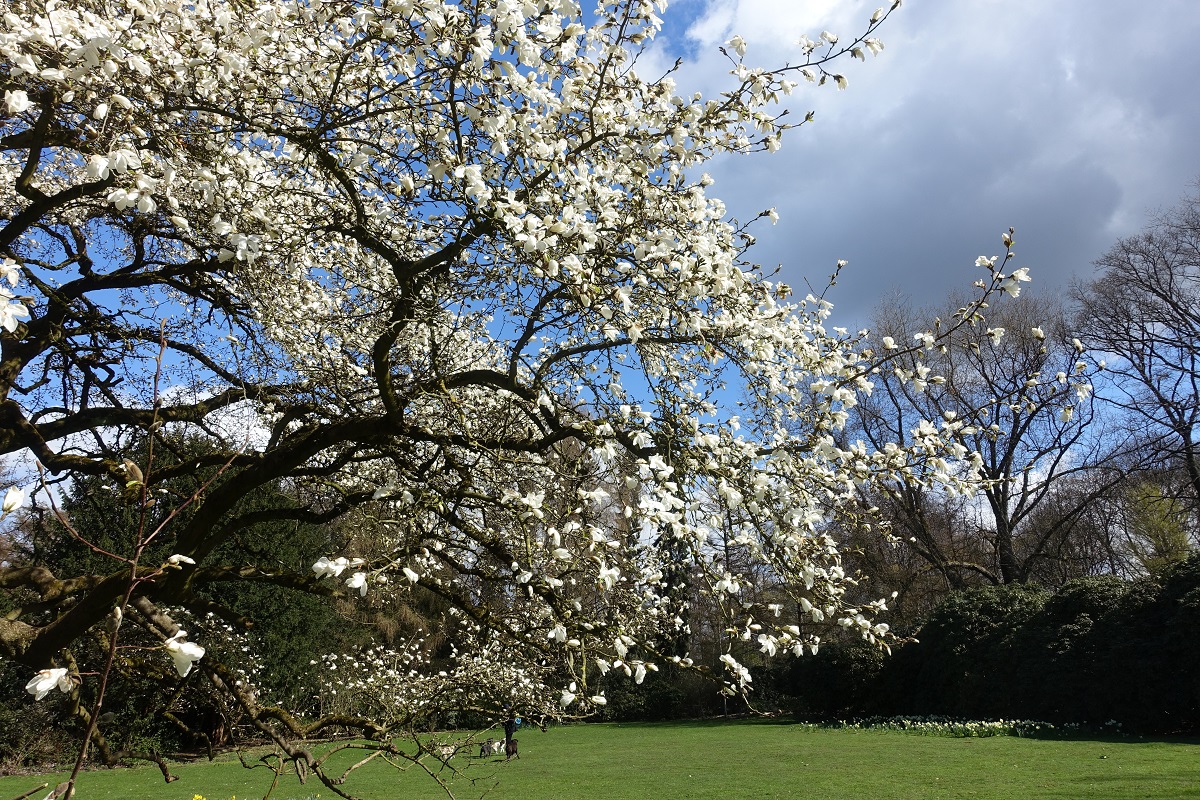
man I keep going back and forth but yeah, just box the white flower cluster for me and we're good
[308,632,560,729]
[809,716,1125,739]
[0,258,29,333]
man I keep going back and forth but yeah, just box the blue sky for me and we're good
[646,0,1200,328]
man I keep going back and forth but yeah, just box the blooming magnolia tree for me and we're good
[0,0,1020,795]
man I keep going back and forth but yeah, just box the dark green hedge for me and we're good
[780,555,1200,734]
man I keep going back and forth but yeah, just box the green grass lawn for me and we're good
[3,720,1198,800]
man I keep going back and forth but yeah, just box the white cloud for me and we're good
[652,0,1200,326]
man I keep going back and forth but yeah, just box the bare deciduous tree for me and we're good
[851,291,1131,588]
[1074,188,1200,520]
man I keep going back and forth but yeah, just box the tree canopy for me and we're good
[0,0,1035,795]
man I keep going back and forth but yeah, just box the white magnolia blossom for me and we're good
[2,486,24,515]
[345,571,369,596]
[312,556,351,579]
[0,272,29,332]
[0,259,18,287]
[164,630,205,677]
[597,564,621,591]
[3,89,33,115]
[25,667,72,700]
[719,653,753,687]
[1000,267,1031,298]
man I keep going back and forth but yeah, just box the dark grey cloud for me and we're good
[657,0,1200,327]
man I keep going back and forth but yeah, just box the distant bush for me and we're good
[776,638,886,717]
[597,666,728,722]
[865,557,1200,733]
[879,583,1049,720]
[588,561,1200,731]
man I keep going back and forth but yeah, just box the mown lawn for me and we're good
[3,719,1198,800]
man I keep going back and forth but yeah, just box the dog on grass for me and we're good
[491,739,504,755]
[505,738,519,759]
[480,738,494,758]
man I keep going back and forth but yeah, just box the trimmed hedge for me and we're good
[781,555,1200,734]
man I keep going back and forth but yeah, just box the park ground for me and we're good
[2,719,1198,800]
